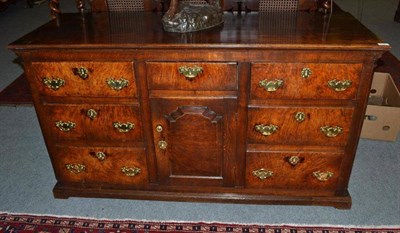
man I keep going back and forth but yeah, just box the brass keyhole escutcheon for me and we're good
[301,68,312,79]
[72,67,89,80]
[156,125,163,133]
[158,140,168,150]
[86,109,98,120]
[295,112,306,123]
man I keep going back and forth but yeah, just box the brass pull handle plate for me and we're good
[72,67,89,80]
[121,166,141,177]
[253,168,274,180]
[259,79,284,92]
[66,164,85,174]
[106,78,129,91]
[86,109,98,120]
[42,77,65,90]
[158,140,168,150]
[320,126,343,138]
[327,79,352,92]
[301,68,312,79]
[113,122,135,133]
[55,121,76,132]
[178,65,203,81]
[255,124,278,136]
[313,171,334,182]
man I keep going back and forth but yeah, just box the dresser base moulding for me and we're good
[52,183,352,209]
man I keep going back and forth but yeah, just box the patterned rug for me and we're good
[1,213,399,233]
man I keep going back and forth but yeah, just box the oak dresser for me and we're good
[9,10,389,209]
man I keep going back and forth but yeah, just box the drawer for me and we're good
[31,62,136,97]
[146,62,237,90]
[52,146,148,187]
[246,151,343,191]
[40,104,143,143]
[251,63,363,100]
[248,106,354,146]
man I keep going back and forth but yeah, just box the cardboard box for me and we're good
[361,72,400,141]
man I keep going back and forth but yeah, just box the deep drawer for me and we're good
[251,63,362,100]
[40,104,143,143]
[246,151,343,191]
[247,106,354,146]
[146,62,238,90]
[52,146,148,187]
[31,61,136,97]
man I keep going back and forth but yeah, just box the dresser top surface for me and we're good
[9,10,390,51]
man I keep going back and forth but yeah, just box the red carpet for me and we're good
[0,212,399,233]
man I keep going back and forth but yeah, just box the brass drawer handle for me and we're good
[178,65,203,81]
[86,109,98,120]
[255,124,279,136]
[55,121,76,132]
[294,112,306,123]
[253,168,274,180]
[313,171,334,182]
[42,77,65,90]
[90,151,106,161]
[121,166,141,177]
[158,140,168,150]
[327,79,352,92]
[106,78,129,91]
[320,126,343,138]
[286,156,303,166]
[301,68,312,79]
[259,79,284,92]
[72,67,89,80]
[66,164,85,174]
[113,122,135,133]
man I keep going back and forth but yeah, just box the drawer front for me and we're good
[248,107,354,146]
[52,146,148,187]
[246,151,343,191]
[31,62,136,97]
[146,62,238,90]
[251,63,362,100]
[41,104,143,142]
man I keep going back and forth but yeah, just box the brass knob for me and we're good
[158,140,168,150]
[313,171,334,182]
[327,79,352,92]
[42,77,65,90]
[320,126,343,138]
[55,121,76,132]
[113,122,135,133]
[156,125,163,133]
[253,168,274,180]
[294,112,306,123]
[301,68,312,79]
[255,124,279,136]
[86,109,98,120]
[72,67,89,80]
[121,166,141,177]
[258,79,284,92]
[106,78,129,91]
[65,164,85,174]
[178,65,203,81]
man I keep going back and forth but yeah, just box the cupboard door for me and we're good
[150,98,237,187]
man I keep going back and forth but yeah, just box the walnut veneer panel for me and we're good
[31,62,136,98]
[251,63,363,100]
[52,146,148,187]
